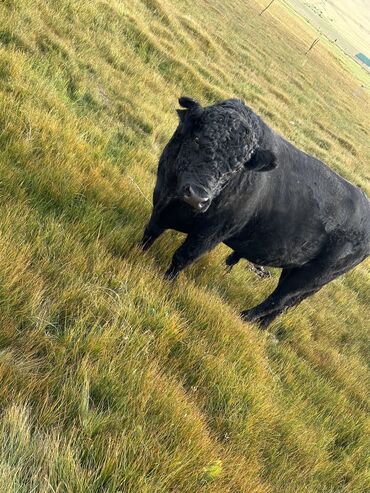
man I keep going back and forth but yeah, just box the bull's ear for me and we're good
[178,96,201,109]
[246,149,277,172]
[176,109,187,123]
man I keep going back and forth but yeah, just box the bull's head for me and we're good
[172,96,277,212]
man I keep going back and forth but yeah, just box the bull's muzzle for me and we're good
[182,185,211,212]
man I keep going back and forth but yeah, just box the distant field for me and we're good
[284,0,370,66]
[0,0,369,492]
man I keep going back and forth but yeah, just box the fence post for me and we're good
[259,0,276,16]
[305,37,320,55]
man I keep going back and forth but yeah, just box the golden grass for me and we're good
[0,0,369,491]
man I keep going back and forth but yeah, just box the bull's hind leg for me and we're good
[225,251,241,273]
[244,285,321,328]
[241,243,365,328]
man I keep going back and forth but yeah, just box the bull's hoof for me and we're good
[240,309,258,322]
[240,310,271,329]
[164,268,178,281]
[248,264,272,278]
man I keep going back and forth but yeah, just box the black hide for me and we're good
[142,97,370,327]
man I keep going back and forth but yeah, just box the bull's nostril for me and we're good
[183,185,192,197]
[198,197,210,209]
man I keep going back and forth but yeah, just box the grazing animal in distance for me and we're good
[141,96,370,327]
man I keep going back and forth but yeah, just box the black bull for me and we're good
[141,97,370,327]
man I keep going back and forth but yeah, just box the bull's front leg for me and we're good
[141,217,165,251]
[165,232,220,280]
[140,196,169,251]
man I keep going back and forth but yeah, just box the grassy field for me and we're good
[0,0,369,491]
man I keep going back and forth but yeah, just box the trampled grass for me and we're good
[0,0,369,491]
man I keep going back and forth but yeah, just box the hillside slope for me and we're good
[0,0,369,492]
[285,0,370,58]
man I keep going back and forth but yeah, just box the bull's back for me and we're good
[227,137,370,267]
[278,139,370,237]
